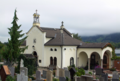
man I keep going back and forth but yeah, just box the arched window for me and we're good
[70,57,74,66]
[54,57,57,65]
[33,51,38,67]
[50,57,53,65]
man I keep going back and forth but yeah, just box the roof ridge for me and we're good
[41,27,59,29]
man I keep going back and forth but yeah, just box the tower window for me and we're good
[64,48,66,50]
[39,60,41,63]
[54,48,57,51]
[33,39,36,43]
[50,48,53,51]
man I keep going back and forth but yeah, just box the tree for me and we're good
[2,10,28,66]
[73,33,82,41]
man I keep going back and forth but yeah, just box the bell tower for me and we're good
[33,10,40,27]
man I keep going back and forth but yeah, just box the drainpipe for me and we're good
[61,46,63,68]
[76,47,77,67]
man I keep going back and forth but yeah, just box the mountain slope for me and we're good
[81,33,120,43]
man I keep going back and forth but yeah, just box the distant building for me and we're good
[20,10,113,70]
[115,49,120,56]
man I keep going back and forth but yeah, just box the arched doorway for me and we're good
[79,52,88,69]
[103,51,109,69]
[90,52,100,69]
[33,51,38,67]
[54,57,57,65]
[50,57,53,65]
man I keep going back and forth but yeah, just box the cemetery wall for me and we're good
[114,60,120,70]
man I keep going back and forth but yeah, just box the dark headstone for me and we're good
[95,68,104,75]
[112,71,119,81]
[59,77,66,81]
[36,70,41,80]
[101,73,108,81]
[42,70,47,78]
[69,67,77,80]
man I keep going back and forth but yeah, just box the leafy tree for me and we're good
[1,10,28,66]
[73,33,82,41]
[0,42,5,61]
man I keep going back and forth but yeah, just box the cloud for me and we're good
[0,0,120,42]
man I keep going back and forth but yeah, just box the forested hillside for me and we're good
[81,33,120,48]
[81,33,120,43]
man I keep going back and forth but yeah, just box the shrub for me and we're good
[76,68,85,76]
[110,67,116,71]
[66,77,70,81]
[89,72,92,75]
[53,77,59,81]
[71,64,75,68]
[75,67,78,71]
[29,76,35,80]
[6,75,16,81]
[53,70,55,77]
[68,66,72,70]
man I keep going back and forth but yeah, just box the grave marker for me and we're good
[20,67,28,76]
[46,70,53,81]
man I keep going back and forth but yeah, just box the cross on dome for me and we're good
[61,21,64,26]
[36,10,37,13]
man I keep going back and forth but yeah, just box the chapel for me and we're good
[21,11,113,70]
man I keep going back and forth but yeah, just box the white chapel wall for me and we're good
[62,46,77,68]
[26,26,45,66]
[44,46,61,67]
[44,38,52,43]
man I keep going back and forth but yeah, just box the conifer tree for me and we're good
[2,10,28,65]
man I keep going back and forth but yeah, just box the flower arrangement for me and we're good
[94,65,101,70]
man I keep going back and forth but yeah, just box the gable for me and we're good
[26,26,44,34]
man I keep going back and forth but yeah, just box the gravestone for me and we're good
[20,59,24,67]
[20,67,28,76]
[49,67,53,70]
[112,71,119,81]
[59,77,66,81]
[65,70,71,79]
[95,68,104,75]
[59,68,65,77]
[17,71,28,81]
[69,67,77,80]
[36,70,42,80]
[42,70,47,78]
[56,66,59,77]
[8,66,15,78]
[101,73,108,81]
[28,78,32,81]
[46,70,53,81]
[64,67,68,71]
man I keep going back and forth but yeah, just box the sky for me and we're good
[0,0,120,43]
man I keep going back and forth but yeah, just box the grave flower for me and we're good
[94,65,101,70]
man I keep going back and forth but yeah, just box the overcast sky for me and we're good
[0,0,120,43]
